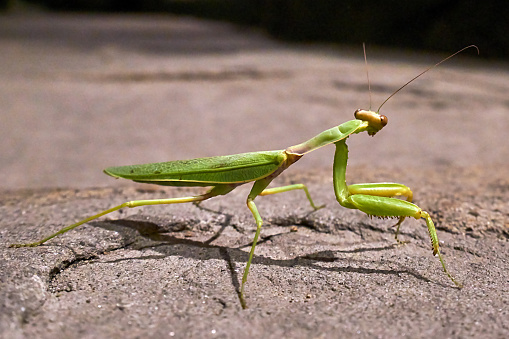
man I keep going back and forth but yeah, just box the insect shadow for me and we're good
[82,216,448,307]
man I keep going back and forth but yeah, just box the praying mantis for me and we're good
[11,45,478,308]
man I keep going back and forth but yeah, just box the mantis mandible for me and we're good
[11,45,477,308]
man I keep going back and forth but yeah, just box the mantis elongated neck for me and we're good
[286,119,368,155]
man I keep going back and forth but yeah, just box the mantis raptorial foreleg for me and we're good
[332,139,462,287]
[347,182,413,242]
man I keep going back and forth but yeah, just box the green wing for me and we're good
[104,150,286,187]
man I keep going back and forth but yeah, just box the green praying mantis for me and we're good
[11,45,478,307]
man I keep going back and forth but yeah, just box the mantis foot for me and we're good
[9,242,41,248]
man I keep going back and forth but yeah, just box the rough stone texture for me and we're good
[1,13,508,338]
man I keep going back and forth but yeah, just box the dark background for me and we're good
[2,0,507,59]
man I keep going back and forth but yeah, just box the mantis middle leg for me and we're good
[240,179,324,307]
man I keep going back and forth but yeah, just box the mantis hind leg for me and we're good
[347,183,413,242]
[10,184,237,248]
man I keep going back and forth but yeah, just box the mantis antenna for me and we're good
[363,43,372,111]
[377,45,479,113]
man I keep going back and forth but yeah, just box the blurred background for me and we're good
[1,1,508,190]
[1,0,508,59]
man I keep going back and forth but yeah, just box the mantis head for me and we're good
[354,109,388,136]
